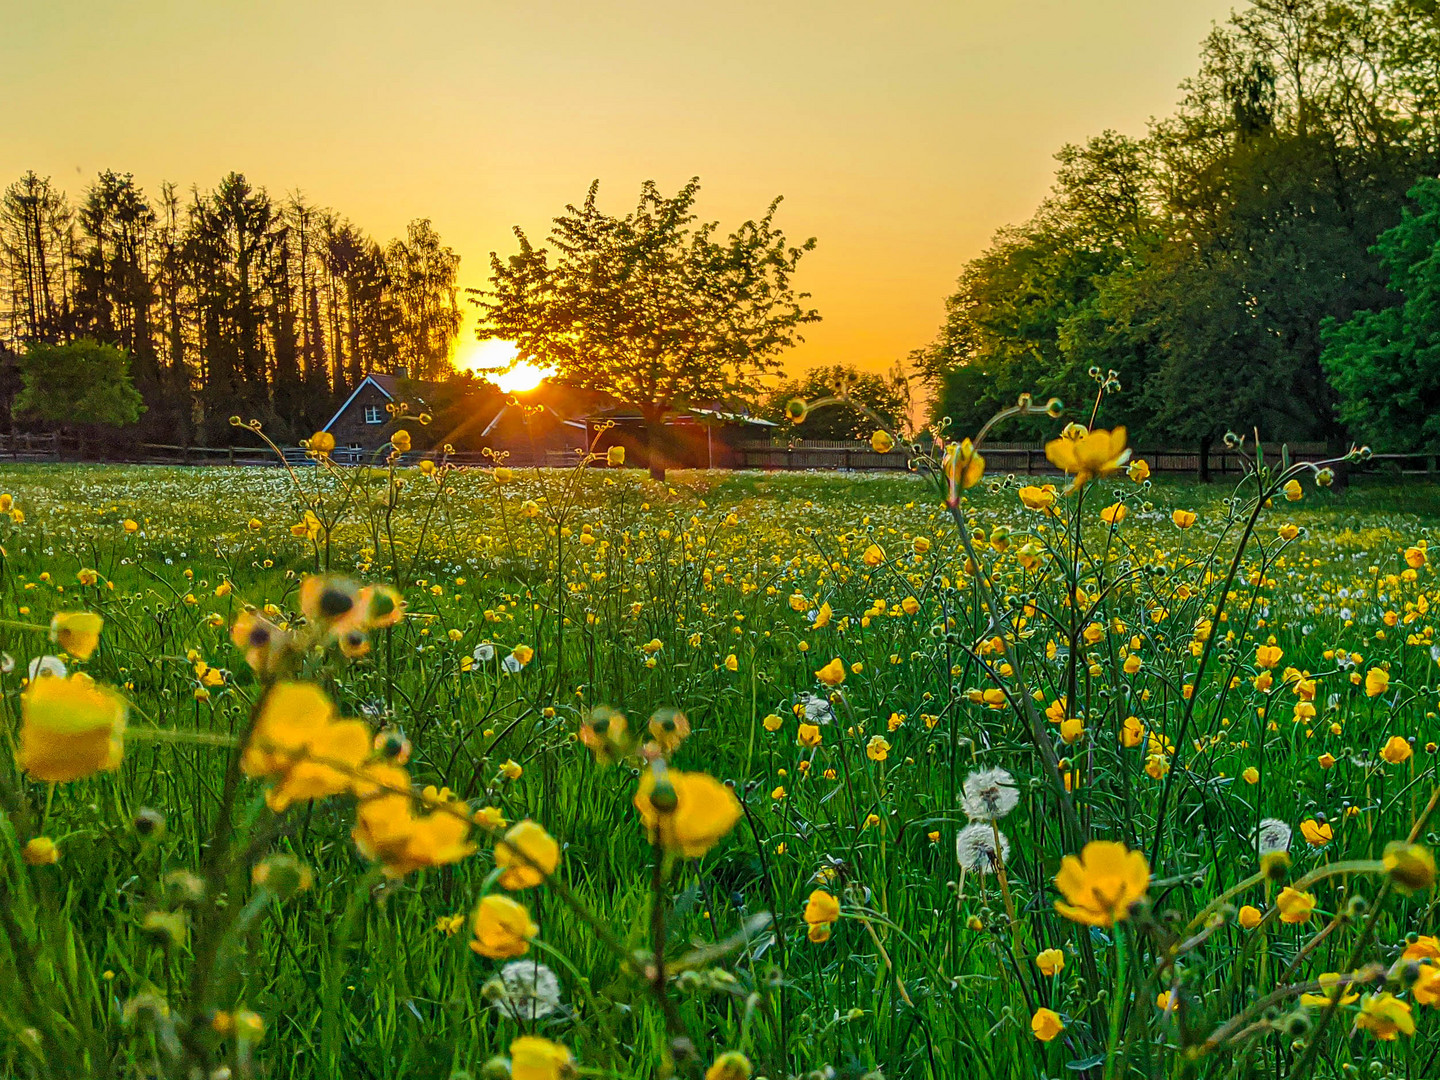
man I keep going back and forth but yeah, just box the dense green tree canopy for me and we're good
[14,339,144,429]
[922,0,1440,460]
[1321,178,1440,452]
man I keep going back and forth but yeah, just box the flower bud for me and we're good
[709,1052,753,1080]
[648,776,679,813]
[1261,851,1291,882]
[141,910,188,947]
[1383,841,1435,893]
[252,854,314,900]
[22,837,59,866]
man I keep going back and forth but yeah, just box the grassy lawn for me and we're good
[0,460,1436,1080]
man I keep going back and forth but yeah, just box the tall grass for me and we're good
[0,415,1434,1080]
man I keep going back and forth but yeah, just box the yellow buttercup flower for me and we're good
[942,438,985,495]
[18,674,127,782]
[1383,842,1435,892]
[648,708,691,755]
[706,1052,752,1080]
[1045,426,1129,489]
[1401,934,1440,963]
[1034,947,1065,976]
[1412,965,1440,1006]
[22,836,60,866]
[1276,886,1316,924]
[1018,485,1056,511]
[1355,993,1414,1041]
[606,445,625,467]
[815,658,845,686]
[803,889,840,943]
[509,1036,573,1080]
[1030,1007,1065,1042]
[1053,840,1150,926]
[870,430,894,453]
[241,682,371,812]
[1100,502,1127,525]
[1381,735,1413,764]
[1300,819,1333,847]
[1171,509,1196,529]
[495,820,561,889]
[1300,972,1360,1008]
[49,611,103,660]
[470,894,538,958]
[231,610,287,674]
[1365,667,1390,697]
[634,770,742,858]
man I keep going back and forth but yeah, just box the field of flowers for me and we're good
[0,413,1436,1080]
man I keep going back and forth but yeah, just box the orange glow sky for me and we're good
[1,0,1236,379]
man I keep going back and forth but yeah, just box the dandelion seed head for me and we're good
[956,822,1010,874]
[961,767,1019,821]
[485,960,562,1021]
[800,692,834,725]
[1256,818,1292,856]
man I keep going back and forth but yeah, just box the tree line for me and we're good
[0,171,462,443]
[918,0,1440,468]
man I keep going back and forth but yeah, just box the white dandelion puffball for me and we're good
[28,655,67,681]
[961,767,1020,822]
[800,692,835,725]
[1256,818,1292,856]
[956,822,1011,874]
[488,960,562,1021]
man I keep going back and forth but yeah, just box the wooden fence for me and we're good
[0,432,1437,477]
[731,440,1440,477]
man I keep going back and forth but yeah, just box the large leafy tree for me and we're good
[763,363,909,441]
[922,0,1440,465]
[14,338,145,445]
[472,178,819,478]
[1320,177,1440,451]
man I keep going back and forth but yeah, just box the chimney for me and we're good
[393,365,410,381]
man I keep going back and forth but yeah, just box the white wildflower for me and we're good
[961,767,1020,822]
[956,822,1010,875]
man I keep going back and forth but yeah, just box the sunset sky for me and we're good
[2,0,1237,379]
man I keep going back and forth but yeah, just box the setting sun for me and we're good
[457,338,556,393]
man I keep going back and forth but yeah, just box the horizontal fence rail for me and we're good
[0,432,1437,477]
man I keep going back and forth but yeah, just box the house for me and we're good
[321,370,442,458]
[321,370,595,464]
[323,370,773,469]
[430,381,597,466]
[584,404,776,470]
